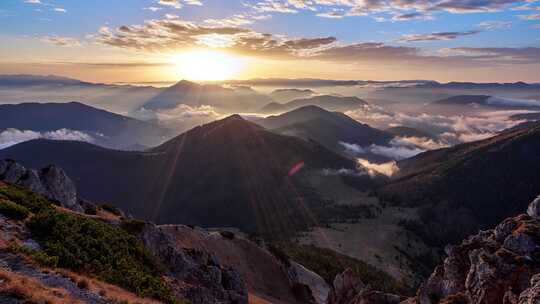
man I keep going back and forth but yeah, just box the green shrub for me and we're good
[31,250,59,267]
[120,219,147,235]
[0,200,30,220]
[277,243,411,295]
[99,203,122,216]
[0,185,51,213]
[27,209,178,303]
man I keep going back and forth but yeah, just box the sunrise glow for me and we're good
[172,50,248,81]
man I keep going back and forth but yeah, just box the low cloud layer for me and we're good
[0,128,94,150]
[357,159,399,177]
[345,105,525,146]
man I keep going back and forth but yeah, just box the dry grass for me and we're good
[53,269,161,304]
[0,268,82,304]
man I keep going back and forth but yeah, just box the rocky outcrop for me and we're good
[0,159,81,212]
[328,269,403,304]
[329,196,540,304]
[138,223,248,304]
[527,195,540,219]
[287,261,330,304]
[413,212,540,304]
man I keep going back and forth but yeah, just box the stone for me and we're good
[287,261,330,304]
[527,196,540,219]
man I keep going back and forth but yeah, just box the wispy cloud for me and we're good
[398,30,480,42]
[41,36,81,47]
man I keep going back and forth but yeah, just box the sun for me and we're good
[172,50,247,81]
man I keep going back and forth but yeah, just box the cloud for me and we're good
[357,159,399,177]
[320,168,367,177]
[157,0,202,9]
[345,105,525,147]
[485,96,540,107]
[23,0,41,4]
[478,20,512,30]
[143,6,162,12]
[248,0,524,18]
[53,7,66,13]
[518,13,540,19]
[131,104,220,130]
[391,136,449,150]
[398,30,480,42]
[0,128,94,150]
[41,36,81,47]
[340,138,426,160]
[92,15,540,68]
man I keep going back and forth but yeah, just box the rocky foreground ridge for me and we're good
[1,159,539,304]
[329,195,540,304]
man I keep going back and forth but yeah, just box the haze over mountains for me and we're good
[0,115,362,237]
[2,74,540,304]
[0,102,173,150]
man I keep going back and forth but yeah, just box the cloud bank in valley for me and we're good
[0,128,94,150]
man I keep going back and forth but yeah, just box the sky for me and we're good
[0,0,539,82]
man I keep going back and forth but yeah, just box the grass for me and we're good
[274,243,411,295]
[0,268,82,304]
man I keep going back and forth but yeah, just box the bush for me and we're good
[277,243,411,295]
[99,203,122,216]
[0,185,51,213]
[0,200,30,220]
[27,209,178,303]
[120,219,147,235]
[83,204,98,216]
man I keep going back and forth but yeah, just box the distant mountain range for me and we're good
[142,80,271,112]
[260,95,368,113]
[409,81,540,90]
[0,102,174,150]
[0,115,358,237]
[269,88,315,102]
[257,105,393,160]
[378,123,540,245]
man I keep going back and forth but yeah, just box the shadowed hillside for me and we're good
[0,115,357,238]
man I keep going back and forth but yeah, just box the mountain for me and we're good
[257,106,393,159]
[260,95,368,113]
[269,88,315,102]
[0,102,173,150]
[378,123,540,245]
[408,81,540,90]
[0,115,358,237]
[142,80,271,112]
[430,95,491,106]
[0,74,91,87]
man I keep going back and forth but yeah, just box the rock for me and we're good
[329,268,403,304]
[0,160,83,212]
[406,199,540,304]
[527,195,540,219]
[287,261,330,304]
[2,161,26,184]
[39,165,81,212]
[0,160,9,176]
[503,233,537,255]
[518,273,540,304]
[139,223,248,304]
[17,169,47,196]
[21,239,41,251]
